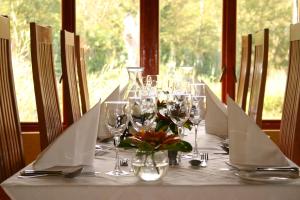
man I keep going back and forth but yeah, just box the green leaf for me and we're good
[137,141,156,152]
[118,138,138,149]
[169,123,178,135]
[161,140,192,152]
[183,119,193,130]
[155,120,169,132]
[119,138,155,152]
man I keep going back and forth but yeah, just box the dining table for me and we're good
[2,125,300,200]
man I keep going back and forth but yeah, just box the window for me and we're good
[76,0,140,106]
[237,0,294,119]
[0,0,61,122]
[159,0,222,97]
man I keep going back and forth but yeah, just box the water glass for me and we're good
[167,93,191,138]
[190,95,206,157]
[129,95,157,131]
[105,101,129,176]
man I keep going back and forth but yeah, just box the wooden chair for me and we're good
[248,29,269,127]
[61,30,81,125]
[30,23,63,150]
[75,35,90,114]
[0,16,24,199]
[279,23,300,165]
[236,34,252,111]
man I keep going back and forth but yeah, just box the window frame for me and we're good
[21,0,283,132]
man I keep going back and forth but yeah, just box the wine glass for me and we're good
[170,80,191,136]
[167,93,191,138]
[105,101,129,176]
[172,80,191,95]
[167,93,191,161]
[190,83,206,158]
[141,75,158,97]
[191,82,206,97]
[189,95,206,158]
[128,95,157,131]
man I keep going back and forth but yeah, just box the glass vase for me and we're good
[132,150,169,181]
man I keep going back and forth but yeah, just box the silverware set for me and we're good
[19,167,104,179]
[19,167,83,178]
[200,153,208,167]
[189,152,209,167]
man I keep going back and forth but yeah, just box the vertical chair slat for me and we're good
[75,35,90,114]
[280,23,300,165]
[61,30,81,126]
[0,16,24,184]
[30,23,63,150]
[236,34,252,111]
[248,29,269,127]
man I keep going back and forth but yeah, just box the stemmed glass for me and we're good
[105,101,129,176]
[167,93,191,139]
[170,81,191,136]
[167,93,191,161]
[190,83,206,158]
[128,94,157,132]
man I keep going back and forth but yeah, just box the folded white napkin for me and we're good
[227,97,289,167]
[33,101,101,170]
[205,86,228,138]
[97,85,121,141]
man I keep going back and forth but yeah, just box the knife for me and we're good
[226,161,299,175]
[20,170,63,176]
[20,167,83,178]
[255,167,299,173]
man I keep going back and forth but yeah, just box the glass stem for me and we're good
[193,124,199,156]
[178,126,183,139]
[177,126,183,163]
[114,136,121,172]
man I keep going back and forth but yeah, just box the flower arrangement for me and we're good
[118,100,193,181]
[119,130,192,181]
[119,130,192,153]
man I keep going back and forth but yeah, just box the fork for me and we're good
[200,153,208,167]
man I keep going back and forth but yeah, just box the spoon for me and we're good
[189,159,201,167]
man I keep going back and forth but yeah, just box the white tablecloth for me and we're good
[2,126,300,200]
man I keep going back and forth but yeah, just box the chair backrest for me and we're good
[30,22,63,150]
[61,30,81,125]
[236,34,252,111]
[248,29,269,127]
[75,35,90,114]
[280,23,300,165]
[0,16,24,182]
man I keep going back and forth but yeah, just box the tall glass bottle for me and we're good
[121,67,144,99]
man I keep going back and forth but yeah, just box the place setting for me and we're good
[199,85,300,183]
[225,97,300,183]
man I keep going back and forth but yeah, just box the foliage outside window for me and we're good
[237,0,294,119]
[160,0,222,97]
[76,0,140,106]
[0,0,61,122]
